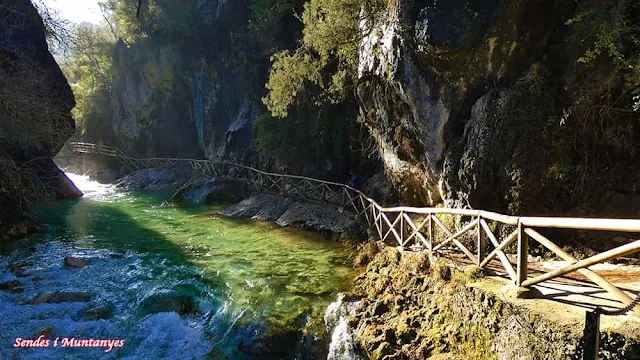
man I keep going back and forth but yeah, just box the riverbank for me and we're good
[0,173,360,359]
[96,166,368,240]
[329,243,640,360]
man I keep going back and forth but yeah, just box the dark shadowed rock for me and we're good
[138,290,196,316]
[0,0,80,239]
[30,291,91,304]
[171,177,252,204]
[0,280,23,291]
[81,304,113,320]
[64,256,88,268]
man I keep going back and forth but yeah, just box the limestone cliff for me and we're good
[357,0,639,216]
[0,0,81,240]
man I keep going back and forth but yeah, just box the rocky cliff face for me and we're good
[76,0,375,183]
[358,0,639,216]
[0,0,81,239]
[83,1,257,161]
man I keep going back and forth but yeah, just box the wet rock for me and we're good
[34,326,54,338]
[220,194,283,218]
[82,304,113,320]
[30,291,91,304]
[0,279,23,291]
[171,177,251,204]
[138,290,196,316]
[95,169,120,184]
[9,264,29,277]
[15,296,27,305]
[64,256,88,268]
[276,201,360,236]
[115,167,193,191]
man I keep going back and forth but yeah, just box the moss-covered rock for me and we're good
[349,246,640,359]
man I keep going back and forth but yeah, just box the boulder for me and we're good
[30,291,91,304]
[171,177,251,204]
[64,256,88,268]
[138,290,196,316]
[0,279,23,291]
[82,304,113,320]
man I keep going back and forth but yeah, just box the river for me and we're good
[0,173,356,359]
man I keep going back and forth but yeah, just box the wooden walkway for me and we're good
[67,142,640,315]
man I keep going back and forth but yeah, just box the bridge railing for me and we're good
[68,142,640,314]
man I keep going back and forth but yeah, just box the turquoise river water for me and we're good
[0,174,356,359]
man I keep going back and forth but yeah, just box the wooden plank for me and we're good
[431,215,478,263]
[519,217,640,233]
[428,214,433,249]
[477,216,486,265]
[517,222,528,286]
[380,211,403,246]
[402,213,429,248]
[382,212,402,243]
[432,218,477,254]
[479,220,517,282]
[524,228,635,309]
[522,239,640,287]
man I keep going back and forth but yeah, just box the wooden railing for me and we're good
[68,142,640,313]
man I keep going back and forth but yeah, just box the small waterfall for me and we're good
[325,294,361,360]
[65,172,116,201]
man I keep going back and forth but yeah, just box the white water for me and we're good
[66,172,120,201]
[325,294,361,360]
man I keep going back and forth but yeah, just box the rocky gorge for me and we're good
[1,0,640,359]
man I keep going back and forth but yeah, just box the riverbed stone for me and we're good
[81,304,113,320]
[9,264,29,277]
[138,290,196,316]
[30,291,91,304]
[34,326,55,338]
[64,256,88,268]
[0,279,23,291]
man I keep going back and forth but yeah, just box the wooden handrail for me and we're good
[68,141,640,313]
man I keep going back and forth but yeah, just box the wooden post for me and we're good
[517,221,528,286]
[477,216,486,266]
[583,311,600,360]
[399,212,404,247]
[428,214,433,249]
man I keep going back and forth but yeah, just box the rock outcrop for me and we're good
[221,193,364,237]
[357,0,639,216]
[0,0,81,240]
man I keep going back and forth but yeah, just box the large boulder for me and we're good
[0,0,80,239]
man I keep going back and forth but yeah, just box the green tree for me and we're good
[262,0,379,118]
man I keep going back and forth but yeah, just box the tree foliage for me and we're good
[567,0,640,111]
[262,0,370,118]
[59,23,115,134]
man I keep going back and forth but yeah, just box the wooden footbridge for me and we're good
[68,142,640,317]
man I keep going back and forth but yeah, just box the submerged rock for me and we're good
[64,256,89,268]
[138,290,196,316]
[30,291,91,304]
[0,280,23,291]
[81,304,113,320]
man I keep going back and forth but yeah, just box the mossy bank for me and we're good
[345,244,640,359]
